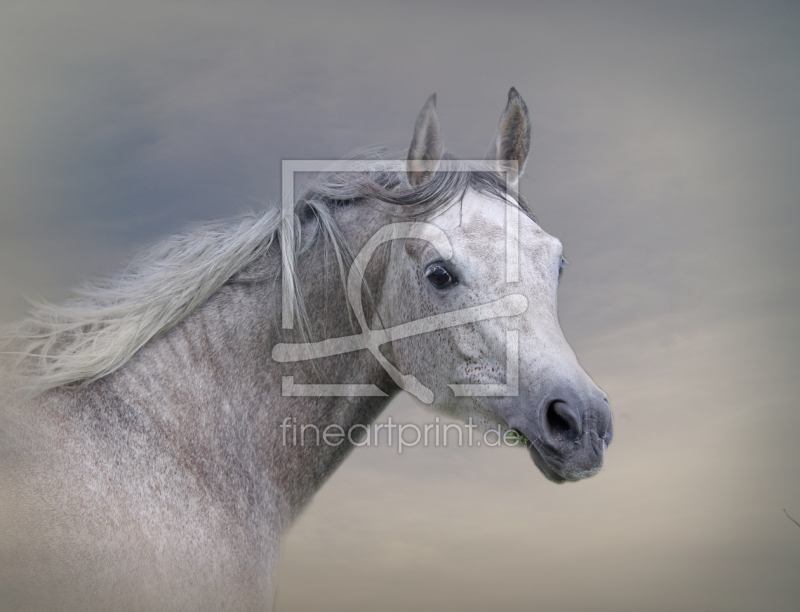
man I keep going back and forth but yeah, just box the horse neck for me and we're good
[103,204,398,523]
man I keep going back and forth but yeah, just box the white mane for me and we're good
[0,209,289,395]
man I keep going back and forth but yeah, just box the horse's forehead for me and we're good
[460,190,508,229]
[430,190,555,256]
[427,190,505,231]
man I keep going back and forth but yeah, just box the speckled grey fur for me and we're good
[0,90,612,611]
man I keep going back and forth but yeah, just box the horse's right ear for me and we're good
[407,94,443,187]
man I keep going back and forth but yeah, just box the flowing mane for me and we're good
[0,151,528,397]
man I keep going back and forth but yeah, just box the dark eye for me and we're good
[426,265,457,288]
[558,255,568,280]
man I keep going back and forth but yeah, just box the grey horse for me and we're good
[0,89,612,611]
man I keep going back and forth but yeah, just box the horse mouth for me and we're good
[521,431,606,484]
[525,439,567,484]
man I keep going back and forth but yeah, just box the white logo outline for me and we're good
[274,160,522,403]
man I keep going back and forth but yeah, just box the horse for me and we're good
[0,88,613,611]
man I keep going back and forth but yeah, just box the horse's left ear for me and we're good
[407,93,443,187]
[486,87,531,187]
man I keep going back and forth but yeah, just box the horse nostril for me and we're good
[545,400,581,444]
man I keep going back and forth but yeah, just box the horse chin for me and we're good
[526,442,567,484]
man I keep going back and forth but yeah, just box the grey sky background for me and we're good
[1,1,799,610]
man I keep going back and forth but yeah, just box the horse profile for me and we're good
[0,89,612,611]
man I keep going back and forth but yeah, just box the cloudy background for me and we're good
[2,1,799,610]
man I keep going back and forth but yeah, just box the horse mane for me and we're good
[0,149,530,396]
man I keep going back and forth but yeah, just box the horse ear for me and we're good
[486,87,531,187]
[407,93,443,187]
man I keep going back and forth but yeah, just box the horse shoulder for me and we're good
[1,381,280,610]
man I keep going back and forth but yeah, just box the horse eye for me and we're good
[426,265,457,288]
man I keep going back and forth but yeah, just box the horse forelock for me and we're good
[298,149,535,222]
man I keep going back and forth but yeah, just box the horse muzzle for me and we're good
[514,384,614,484]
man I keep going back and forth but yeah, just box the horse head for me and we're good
[381,89,613,482]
